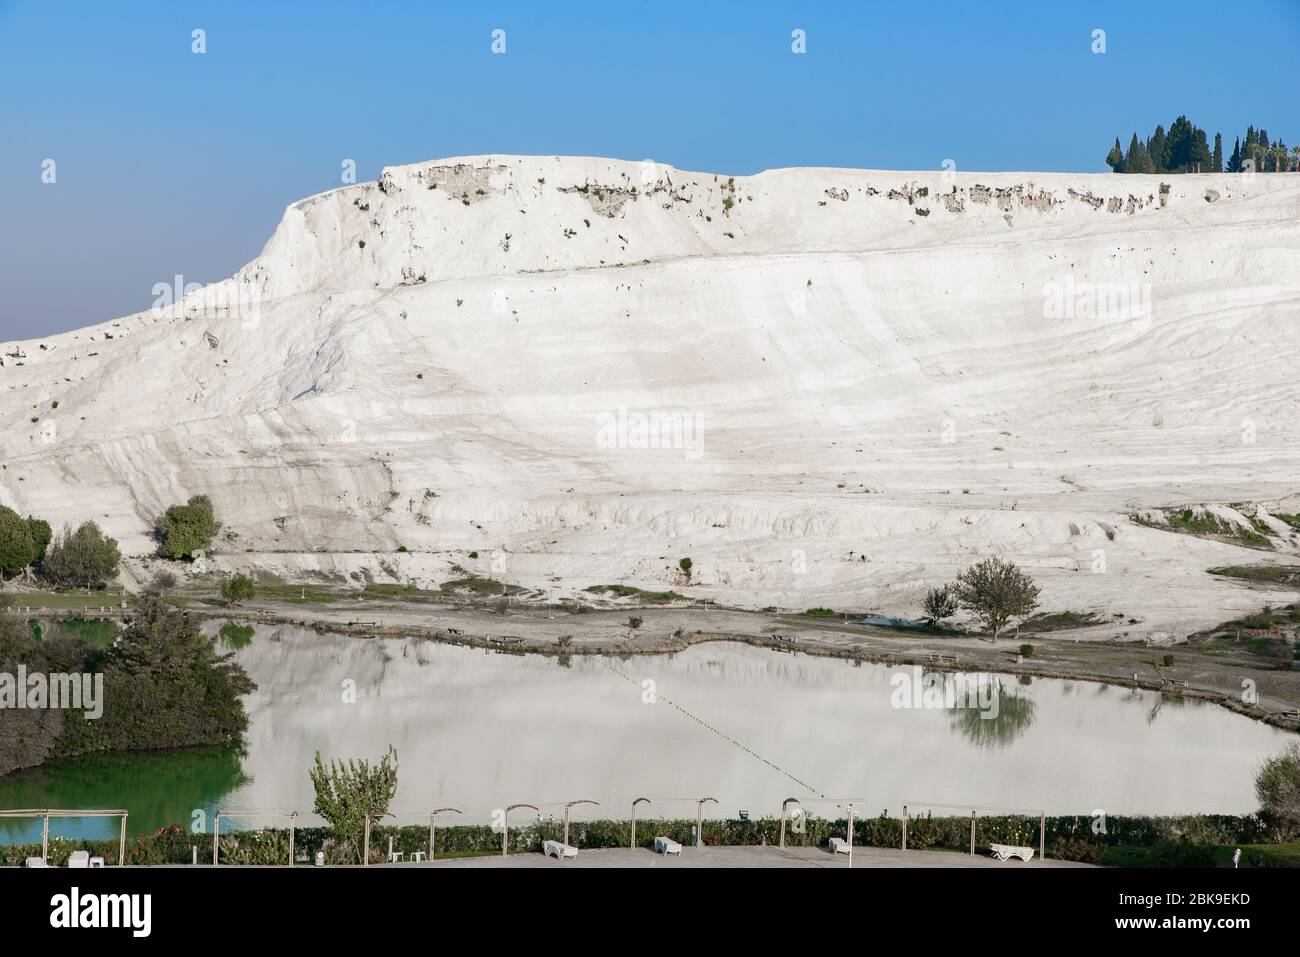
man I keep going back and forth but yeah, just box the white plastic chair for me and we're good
[543,840,577,860]
[988,843,1035,862]
[654,836,682,855]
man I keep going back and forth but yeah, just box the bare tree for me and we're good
[922,585,958,625]
[144,570,178,596]
[950,557,1040,642]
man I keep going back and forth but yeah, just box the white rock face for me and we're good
[3,155,1299,636]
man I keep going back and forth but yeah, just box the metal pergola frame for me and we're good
[211,810,299,866]
[613,796,722,850]
[0,808,128,865]
[777,797,872,865]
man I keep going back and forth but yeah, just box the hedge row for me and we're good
[1,813,1282,866]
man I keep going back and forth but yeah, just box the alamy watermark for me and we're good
[0,667,103,719]
[1043,276,1151,329]
[890,666,1002,719]
[151,274,264,330]
[595,406,705,459]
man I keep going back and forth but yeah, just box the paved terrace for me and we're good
[399,846,1095,869]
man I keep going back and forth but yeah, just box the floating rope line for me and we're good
[603,661,824,798]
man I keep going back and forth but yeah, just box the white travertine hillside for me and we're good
[3,155,1299,637]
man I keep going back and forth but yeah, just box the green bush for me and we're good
[1019,644,1034,657]
[1255,743,1300,839]
[41,522,121,588]
[26,517,52,569]
[156,495,219,560]
[220,573,256,607]
[0,507,38,577]
[1147,840,1218,867]
[1237,614,1274,630]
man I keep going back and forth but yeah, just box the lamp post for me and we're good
[848,803,855,868]
[429,808,461,861]
[503,804,539,857]
[779,798,802,849]
[695,797,717,848]
[563,800,599,848]
[837,802,855,869]
[363,812,394,866]
[630,797,650,849]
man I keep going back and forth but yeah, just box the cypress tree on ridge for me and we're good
[1148,125,1168,172]
[1105,137,1124,172]
[1104,118,1295,173]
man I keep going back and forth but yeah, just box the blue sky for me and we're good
[1,0,1297,338]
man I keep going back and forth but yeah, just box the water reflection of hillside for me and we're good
[4,628,1292,835]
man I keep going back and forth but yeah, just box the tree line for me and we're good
[0,494,221,591]
[1105,116,1297,174]
[0,508,119,589]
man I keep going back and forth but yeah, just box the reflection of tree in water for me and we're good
[948,680,1037,750]
[1146,691,1187,725]
[218,623,256,649]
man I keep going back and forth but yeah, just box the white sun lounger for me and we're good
[25,857,48,868]
[543,840,577,860]
[988,843,1035,862]
[829,837,851,855]
[654,836,682,855]
[67,851,91,868]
